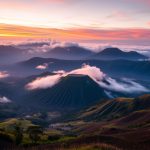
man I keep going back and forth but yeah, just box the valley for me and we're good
[0,45,150,150]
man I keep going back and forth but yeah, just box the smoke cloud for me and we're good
[26,74,61,90]
[99,77,149,93]
[68,64,105,81]
[26,64,105,90]
[26,64,149,93]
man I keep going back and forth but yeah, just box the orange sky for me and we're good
[0,0,150,45]
[0,24,150,45]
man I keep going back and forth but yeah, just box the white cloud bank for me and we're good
[23,41,81,54]
[26,64,105,90]
[0,96,11,103]
[26,64,149,93]
[68,64,105,81]
[36,63,48,70]
[53,70,66,74]
[0,71,9,79]
[99,77,149,93]
[26,74,61,90]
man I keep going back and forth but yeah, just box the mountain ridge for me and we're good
[91,47,148,60]
[78,94,150,121]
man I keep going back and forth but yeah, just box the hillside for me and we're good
[0,94,150,150]
[79,94,150,121]
[23,74,108,111]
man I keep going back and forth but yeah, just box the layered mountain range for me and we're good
[0,44,150,149]
[0,45,148,65]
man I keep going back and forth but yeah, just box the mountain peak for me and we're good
[47,46,94,60]
[92,47,148,60]
[102,47,123,53]
[25,74,108,110]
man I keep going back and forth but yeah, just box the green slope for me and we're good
[79,94,150,121]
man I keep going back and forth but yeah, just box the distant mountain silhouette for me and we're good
[16,57,150,80]
[19,57,59,67]
[0,45,21,55]
[0,45,23,64]
[91,47,148,60]
[45,46,94,60]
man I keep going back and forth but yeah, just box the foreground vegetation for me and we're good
[1,95,150,150]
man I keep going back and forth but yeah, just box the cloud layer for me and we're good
[99,77,149,93]
[68,64,105,81]
[26,64,149,93]
[26,64,105,90]
[36,63,48,70]
[26,74,61,90]
[0,96,11,103]
[0,71,9,79]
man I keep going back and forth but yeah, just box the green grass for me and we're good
[0,118,34,131]
[0,118,39,144]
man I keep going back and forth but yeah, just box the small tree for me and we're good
[27,126,43,144]
[14,123,23,145]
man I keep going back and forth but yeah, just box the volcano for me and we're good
[24,74,108,111]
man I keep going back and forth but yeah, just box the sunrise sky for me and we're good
[0,0,150,45]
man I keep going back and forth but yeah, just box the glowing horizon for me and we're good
[0,0,150,45]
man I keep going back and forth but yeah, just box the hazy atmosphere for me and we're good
[0,0,150,150]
